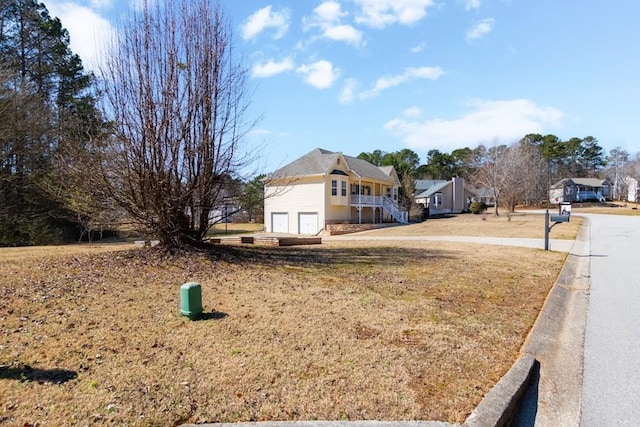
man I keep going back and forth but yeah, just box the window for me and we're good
[433,192,443,207]
[341,181,347,196]
[331,180,337,196]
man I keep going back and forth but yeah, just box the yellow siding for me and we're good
[264,179,326,233]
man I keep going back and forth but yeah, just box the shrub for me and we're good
[469,201,487,215]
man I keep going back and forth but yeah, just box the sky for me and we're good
[43,0,640,174]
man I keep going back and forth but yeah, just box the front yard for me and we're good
[1,217,570,425]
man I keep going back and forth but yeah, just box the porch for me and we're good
[350,195,408,224]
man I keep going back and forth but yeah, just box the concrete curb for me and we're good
[462,217,590,427]
[183,422,452,427]
[462,354,537,427]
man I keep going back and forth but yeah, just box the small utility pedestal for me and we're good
[180,282,203,320]
[545,208,570,251]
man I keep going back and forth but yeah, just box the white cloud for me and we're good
[303,1,364,47]
[241,6,290,41]
[313,1,346,22]
[384,99,564,150]
[323,24,364,46]
[403,106,423,118]
[466,18,495,40]
[410,42,426,53]
[361,66,444,98]
[45,1,115,72]
[465,0,481,11]
[251,58,296,78]
[353,0,436,28]
[296,60,340,89]
[339,78,358,104]
[89,0,112,8]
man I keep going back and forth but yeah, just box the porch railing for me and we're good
[349,194,407,223]
[349,194,383,205]
[382,196,408,223]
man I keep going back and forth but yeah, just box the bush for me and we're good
[469,201,487,215]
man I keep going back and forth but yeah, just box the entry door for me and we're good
[299,213,318,235]
[272,213,288,233]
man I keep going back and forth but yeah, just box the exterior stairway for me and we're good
[382,196,408,223]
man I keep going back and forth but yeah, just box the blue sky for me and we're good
[44,0,640,174]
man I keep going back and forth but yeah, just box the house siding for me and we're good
[264,179,325,233]
[264,148,405,233]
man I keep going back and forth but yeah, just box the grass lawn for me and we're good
[365,211,583,240]
[1,214,573,425]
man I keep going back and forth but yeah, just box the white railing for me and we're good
[350,194,383,205]
[350,194,408,223]
[382,196,408,223]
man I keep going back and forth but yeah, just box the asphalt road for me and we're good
[581,214,640,425]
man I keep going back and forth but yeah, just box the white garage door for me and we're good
[272,213,288,233]
[299,213,318,235]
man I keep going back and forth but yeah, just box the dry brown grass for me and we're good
[210,222,265,235]
[570,202,640,216]
[1,234,567,426]
[366,212,583,240]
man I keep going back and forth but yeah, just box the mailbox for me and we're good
[550,214,569,223]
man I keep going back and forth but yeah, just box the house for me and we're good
[549,178,611,204]
[414,177,473,216]
[625,176,639,203]
[467,187,496,206]
[264,148,406,235]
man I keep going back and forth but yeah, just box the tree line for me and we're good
[360,135,640,216]
[2,0,636,247]
[0,0,262,247]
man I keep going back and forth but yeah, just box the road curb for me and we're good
[462,354,537,427]
[462,217,590,426]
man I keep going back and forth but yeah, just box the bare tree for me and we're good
[605,147,630,200]
[470,143,531,215]
[97,0,255,247]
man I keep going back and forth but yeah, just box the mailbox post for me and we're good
[545,209,570,250]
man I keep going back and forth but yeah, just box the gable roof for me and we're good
[572,178,610,187]
[270,148,396,184]
[551,178,610,189]
[415,181,451,198]
[271,148,340,178]
[415,179,447,192]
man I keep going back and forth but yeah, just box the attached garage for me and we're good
[299,213,319,235]
[271,213,289,233]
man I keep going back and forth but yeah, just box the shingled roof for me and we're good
[550,178,610,189]
[270,148,396,184]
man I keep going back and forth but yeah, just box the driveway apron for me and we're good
[581,214,640,425]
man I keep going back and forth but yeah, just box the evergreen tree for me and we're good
[0,0,99,245]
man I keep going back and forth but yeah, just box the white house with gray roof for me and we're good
[264,148,406,234]
[549,178,611,203]
[414,177,472,216]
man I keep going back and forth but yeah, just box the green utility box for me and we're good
[180,282,203,320]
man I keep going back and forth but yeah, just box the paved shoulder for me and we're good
[581,214,640,425]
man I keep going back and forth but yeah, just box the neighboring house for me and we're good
[264,148,406,234]
[549,178,611,203]
[467,187,496,206]
[414,177,473,216]
[625,176,638,202]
